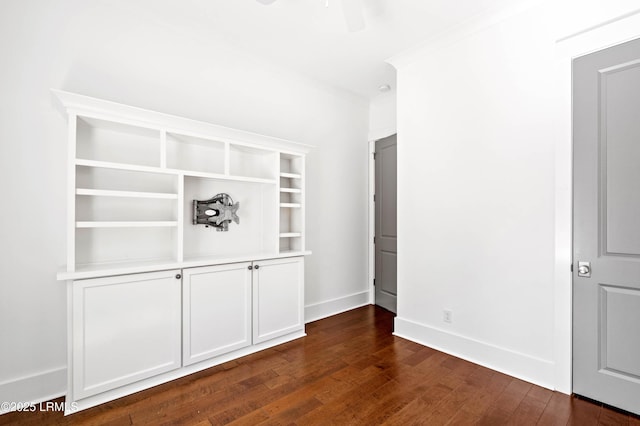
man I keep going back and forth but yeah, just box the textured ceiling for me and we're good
[121,0,525,99]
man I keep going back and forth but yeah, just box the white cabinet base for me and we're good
[65,329,306,415]
[66,256,306,415]
[70,271,182,401]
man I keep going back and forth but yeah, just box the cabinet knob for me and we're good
[175,274,182,279]
[254,265,260,270]
[248,265,253,270]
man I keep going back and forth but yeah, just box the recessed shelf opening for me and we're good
[183,177,278,259]
[230,144,278,180]
[76,196,177,222]
[75,227,177,266]
[76,166,178,194]
[166,133,225,175]
[76,117,160,167]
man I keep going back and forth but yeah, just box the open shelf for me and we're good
[230,144,278,180]
[75,159,174,175]
[279,172,301,179]
[56,91,309,274]
[75,226,178,267]
[182,169,276,185]
[278,153,304,255]
[76,189,178,199]
[166,132,225,175]
[76,117,160,167]
[279,233,302,238]
[76,221,178,228]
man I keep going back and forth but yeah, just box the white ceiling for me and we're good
[124,0,523,99]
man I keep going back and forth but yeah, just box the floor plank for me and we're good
[1,305,639,425]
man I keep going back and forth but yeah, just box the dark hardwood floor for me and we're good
[2,305,639,425]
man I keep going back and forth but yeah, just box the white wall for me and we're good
[368,90,397,141]
[390,0,640,392]
[0,0,369,404]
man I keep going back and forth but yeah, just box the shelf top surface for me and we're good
[58,251,312,281]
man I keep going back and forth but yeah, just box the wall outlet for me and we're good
[443,310,453,323]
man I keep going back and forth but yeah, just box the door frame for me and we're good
[555,11,640,394]
[368,139,376,305]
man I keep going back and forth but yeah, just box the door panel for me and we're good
[72,270,182,400]
[573,37,640,415]
[375,134,397,313]
[253,257,304,344]
[603,61,640,256]
[600,285,640,379]
[182,262,252,366]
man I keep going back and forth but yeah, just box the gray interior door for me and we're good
[573,37,640,415]
[375,134,397,313]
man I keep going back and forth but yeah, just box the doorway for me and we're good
[572,37,640,415]
[373,134,397,313]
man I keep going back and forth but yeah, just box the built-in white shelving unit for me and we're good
[54,90,311,279]
[54,90,313,415]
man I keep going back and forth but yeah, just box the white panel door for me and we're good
[182,262,252,366]
[72,270,182,400]
[573,37,640,415]
[253,257,304,344]
[375,134,397,313]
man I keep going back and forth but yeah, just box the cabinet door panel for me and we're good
[72,270,181,400]
[183,262,252,366]
[253,257,304,344]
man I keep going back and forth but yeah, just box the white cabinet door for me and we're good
[182,262,252,366]
[71,270,182,400]
[253,257,304,344]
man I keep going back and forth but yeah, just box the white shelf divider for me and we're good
[280,188,301,193]
[76,189,178,199]
[75,159,176,175]
[279,172,301,179]
[279,233,302,238]
[279,203,301,208]
[75,159,276,185]
[176,174,184,262]
[171,168,276,185]
[67,114,77,273]
[76,221,178,228]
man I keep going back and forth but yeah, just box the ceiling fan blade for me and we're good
[341,0,366,32]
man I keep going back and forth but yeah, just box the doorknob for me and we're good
[577,261,591,278]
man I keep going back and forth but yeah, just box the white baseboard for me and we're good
[305,291,370,323]
[394,317,556,390]
[0,367,66,414]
